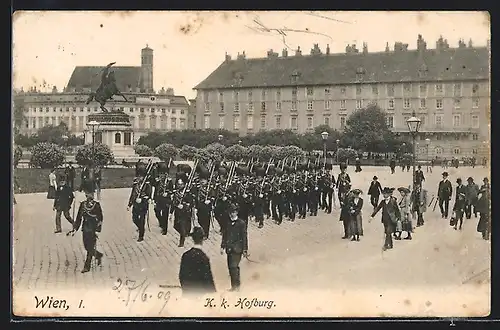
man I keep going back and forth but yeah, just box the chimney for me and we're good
[385,42,390,52]
[468,38,473,48]
[362,42,368,54]
[225,52,231,62]
[237,51,246,60]
[282,48,288,57]
[310,43,322,55]
[351,44,358,53]
[417,34,427,52]
[295,46,302,56]
[326,44,330,55]
[267,49,278,58]
[458,39,466,48]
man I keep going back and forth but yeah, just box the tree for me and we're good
[223,145,247,161]
[36,123,69,145]
[14,145,23,168]
[15,133,38,148]
[154,143,179,161]
[134,144,153,157]
[343,104,393,152]
[75,143,114,166]
[30,142,65,169]
[179,145,198,160]
[136,132,165,149]
[202,143,226,162]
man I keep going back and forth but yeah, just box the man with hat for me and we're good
[370,187,401,251]
[437,172,453,218]
[127,167,153,242]
[410,183,427,227]
[179,227,216,295]
[476,178,490,240]
[389,157,396,174]
[367,176,382,210]
[452,178,467,230]
[64,161,76,191]
[465,177,479,219]
[220,204,248,292]
[414,165,425,186]
[68,191,104,273]
[53,176,75,234]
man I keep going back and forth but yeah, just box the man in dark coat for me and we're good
[220,204,248,292]
[437,172,453,218]
[64,161,76,191]
[389,158,396,174]
[370,187,401,251]
[476,178,490,240]
[53,177,75,234]
[79,164,94,194]
[414,165,425,186]
[127,171,153,242]
[339,183,352,239]
[452,178,467,230]
[69,191,104,273]
[465,177,480,219]
[367,176,382,210]
[179,227,216,296]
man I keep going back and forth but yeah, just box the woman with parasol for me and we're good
[397,186,413,240]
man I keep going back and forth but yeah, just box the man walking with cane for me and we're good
[53,177,75,234]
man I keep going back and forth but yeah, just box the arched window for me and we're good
[115,132,121,144]
[435,147,443,155]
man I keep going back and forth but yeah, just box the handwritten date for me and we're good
[112,277,171,314]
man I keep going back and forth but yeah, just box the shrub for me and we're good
[154,143,179,161]
[336,148,358,163]
[223,145,248,161]
[75,143,114,166]
[203,143,226,162]
[179,145,198,160]
[134,144,153,157]
[30,142,65,169]
[14,145,23,168]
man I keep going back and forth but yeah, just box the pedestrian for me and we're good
[367,176,382,210]
[451,178,467,230]
[476,178,490,240]
[339,183,352,239]
[127,169,153,242]
[354,157,362,172]
[398,187,412,240]
[348,189,363,241]
[179,227,216,296]
[437,172,453,218]
[389,158,396,174]
[53,177,75,234]
[465,177,479,219]
[79,163,94,194]
[69,191,104,273]
[220,204,248,292]
[411,184,427,227]
[64,161,76,191]
[414,165,425,186]
[47,168,58,200]
[370,187,401,251]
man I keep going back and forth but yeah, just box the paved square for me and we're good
[12,166,490,316]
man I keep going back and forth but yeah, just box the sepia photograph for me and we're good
[12,11,490,318]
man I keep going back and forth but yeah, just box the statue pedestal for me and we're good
[85,112,136,158]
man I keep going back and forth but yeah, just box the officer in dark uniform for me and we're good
[220,204,248,292]
[452,178,467,230]
[173,179,194,247]
[127,169,152,242]
[271,178,285,224]
[69,191,103,273]
[153,164,173,235]
[308,174,320,216]
[79,164,94,193]
[297,174,308,219]
[197,177,214,240]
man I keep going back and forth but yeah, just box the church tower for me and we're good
[141,45,154,93]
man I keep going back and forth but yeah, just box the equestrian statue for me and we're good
[86,62,129,112]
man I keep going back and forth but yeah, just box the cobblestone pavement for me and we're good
[12,166,490,315]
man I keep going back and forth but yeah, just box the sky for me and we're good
[12,11,490,99]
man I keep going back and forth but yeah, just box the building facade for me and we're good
[193,36,490,159]
[17,46,189,143]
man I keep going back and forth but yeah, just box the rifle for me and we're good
[432,198,438,212]
[428,195,435,208]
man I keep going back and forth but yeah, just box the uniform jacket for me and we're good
[438,179,453,200]
[74,200,103,233]
[53,185,74,210]
[368,181,382,196]
[221,218,248,254]
[179,247,216,295]
[336,173,351,191]
[128,178,152,211]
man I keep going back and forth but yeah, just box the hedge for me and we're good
[14,167,136,194]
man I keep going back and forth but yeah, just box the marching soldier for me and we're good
[127,168,153,242]
[476,178,490,240]
[172,179,194,247]
[152,164,173,235]
[237,182,253,227]
[308,173,320,216]
[271,177,285,224]
[69,191,104,273]
[253,180,266,228]
[197,176,214,240]
[297,173,308,219]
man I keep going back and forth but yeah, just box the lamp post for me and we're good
[321,131,329,160]
[87,120,100,167]
[61,135,68,163]
[406,115,422,188]
[335,139,340,164]
[218,134,223,143]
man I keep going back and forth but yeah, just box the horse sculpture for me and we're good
[86,62,128,112]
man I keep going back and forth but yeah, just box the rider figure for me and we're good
[96,62,116,95]
[86,62,127,111]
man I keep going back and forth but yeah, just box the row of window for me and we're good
[27,116,186,130]
[204,97,481,113]
[28,106,186,115]
[203,82,483,102]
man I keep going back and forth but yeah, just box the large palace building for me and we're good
[16,46,190,143]
[193,35,490,159]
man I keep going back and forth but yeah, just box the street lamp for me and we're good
[321,131,329,158]
[406,115,422,187]
[425,138,431,162]
[87,120,100,167]
[61,135,68,162]
[335,139,340,164]
[218,134,223,143]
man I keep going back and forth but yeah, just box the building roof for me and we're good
[194,47,489,90]
[66,66,142,92]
